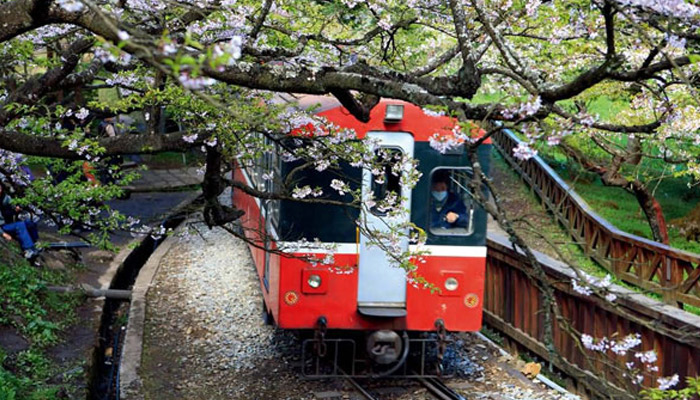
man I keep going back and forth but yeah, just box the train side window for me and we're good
[260,135,279,292]
[370,147,403,216]
[428,167,475,236]
[259,135,281,231]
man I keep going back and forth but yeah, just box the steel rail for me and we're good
[412,372,467,400]
[419,377,466,400]
[344,376,379,400]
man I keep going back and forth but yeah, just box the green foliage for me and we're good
[13,159,140,249]
[0,258,78,346]
[641,377,700,399]
[0,366,21,400]
[0,350,62,400]
[15,349,52,379]
[0,256,82,399]
[479,325,504,346]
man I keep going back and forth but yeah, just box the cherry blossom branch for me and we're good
[0,37,94,124]
[0,129,209,159]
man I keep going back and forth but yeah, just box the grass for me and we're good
[543,157,700,254]
[97,87,121,107]
[493,149,700,315]
[568,95,630,121]
[0,250,84,400]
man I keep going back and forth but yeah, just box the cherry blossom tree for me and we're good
[1,0,699,395]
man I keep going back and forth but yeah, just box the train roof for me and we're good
[278,94,488,143]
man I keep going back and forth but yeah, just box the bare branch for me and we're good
[0,129,209,159]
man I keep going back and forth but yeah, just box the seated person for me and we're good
[430,171,468,230]
[0,184,39,259]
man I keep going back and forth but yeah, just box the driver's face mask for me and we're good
[431,190,447,202]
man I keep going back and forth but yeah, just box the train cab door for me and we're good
[357,131,414,317]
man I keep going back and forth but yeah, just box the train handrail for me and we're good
[490,126,700,306]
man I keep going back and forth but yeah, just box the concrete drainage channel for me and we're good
[88,194,200,400]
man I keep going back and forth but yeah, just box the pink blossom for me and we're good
[377,17,392,31]
[512,143,537,161]
[57,0,84,12]
[76,108,89,120]
[330,179,348,195]
[182,134,198,143]
[547,135,562,146]
[657,374,680,390]
[617,0,699,20]
[179,73,216,90]
[635,350,657,364]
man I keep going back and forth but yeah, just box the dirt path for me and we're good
[488,152,580,263]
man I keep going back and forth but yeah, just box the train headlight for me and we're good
[307,274,322,288]
[444,277,459,291]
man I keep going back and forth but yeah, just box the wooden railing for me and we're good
[485,232,700,398]
[491,128,700,308]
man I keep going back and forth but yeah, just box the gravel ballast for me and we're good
[141,222,317,399]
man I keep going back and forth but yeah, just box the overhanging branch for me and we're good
[0,129,208,159]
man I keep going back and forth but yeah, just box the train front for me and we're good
[243,99,490,377]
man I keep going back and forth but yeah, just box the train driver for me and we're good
[430,170,468,230]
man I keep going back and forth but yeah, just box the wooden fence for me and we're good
[485,232,700,398]
[491,128,700,308]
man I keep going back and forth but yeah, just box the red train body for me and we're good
[232,97,490,375]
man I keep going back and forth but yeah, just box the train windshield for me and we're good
[429,167,474,236]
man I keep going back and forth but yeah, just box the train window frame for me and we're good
[369,146,404,217]
[427,167,475,237]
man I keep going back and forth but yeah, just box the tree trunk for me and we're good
[628,181,670,244]
[202,147,244,227]
[561,145,670,244]
[600,168,670,244]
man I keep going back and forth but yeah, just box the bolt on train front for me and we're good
[232,96,490,378]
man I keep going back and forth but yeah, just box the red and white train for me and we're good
[233,96,490,377]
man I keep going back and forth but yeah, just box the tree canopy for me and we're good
[1,0,699,245]
[2,0,700,394]
[0,2,695,206]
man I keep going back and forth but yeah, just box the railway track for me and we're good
[417,377,467,400]
[344,376,467,400]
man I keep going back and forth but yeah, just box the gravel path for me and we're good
[141,223,318,399]
[139,220,579,400]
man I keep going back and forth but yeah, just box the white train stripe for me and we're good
[277,242,487,257]
[410,245,487,258]
[277,242,358,254]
